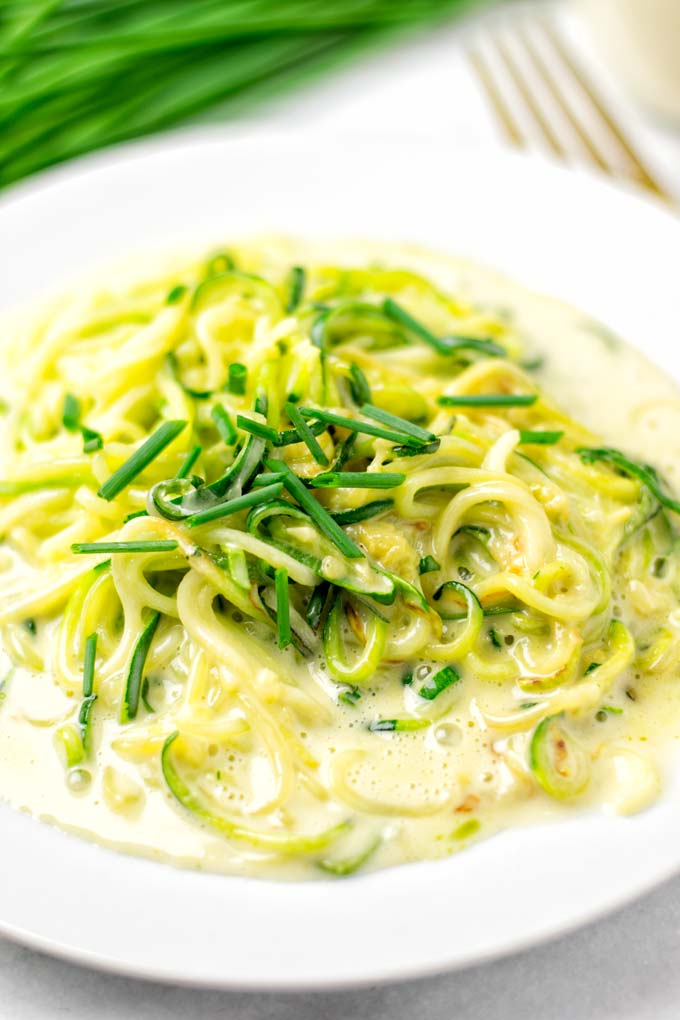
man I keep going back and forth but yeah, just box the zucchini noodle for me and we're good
[1,238,680,878]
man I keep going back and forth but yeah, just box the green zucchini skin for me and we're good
[529,714,591,800]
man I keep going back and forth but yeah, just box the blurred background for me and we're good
[0,0,678,201]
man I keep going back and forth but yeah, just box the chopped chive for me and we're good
[393,440,441,458]
[23,618,36,636]
[348,363,372,405]
[124,510,149,522]
[285,266,305,313]
[419,555,440,575]
[519,701,538,710]
[227,363,247,396]
[211,405,238,445]
[522,356,545,371]
[519,430,563,445]
[121,611,161,723]
[306,582,330,631]
[79,632,98,750]
[337,683,361,707]
[97,420,187,501]
[584,662,600,675]
[82,632,97,699]
[251,471,286,487]
[369,718,430,732]
[330,433,358,472]
[437,394,538,408]
[175,444,202,480]
[381,298,450,355]
[330,499,393,525]
[489,627,502,649]
[298,406,425,448]
[81,426,103,453]
[62,393,81,431]
[418,665,460,701]
[577,446,680,516]
[444,336,506,357]
[277,419,327,447]
[268,459,363,560]
[166,285,187,305]
[62,394,102,451]
[285,401,329,466]
[186,482,283,527]
[275,567,291,650]
[236,414,278,444]
[72,540,178,554]
[360,403,435,443]
[312,471,405,490]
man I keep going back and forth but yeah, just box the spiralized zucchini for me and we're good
[1,238,679,879]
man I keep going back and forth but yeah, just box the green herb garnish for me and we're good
[306,582,330,631]
[275,567,291,650]
[348,363,372,405]
[186,481,283,527]
[489,627,502,649]
[62,393,103,452]
[79,632,98,751]
[311,471,405,490]
[369,718,430,732]
[227,363,247,396]
[175,444,202,480]
[236,415,278,444]
[418,555,440,575]
[298,406,428,448]
[98,420,187,501]
[166,285,187,305]
[578,446,680,515]
[359,403,435,444]
[330,499,393,525]
[519,430,563,445]
[270,460,363,560]
[438,394,537,408]
[121,611,161,723]
[72,541,178,554]
[418,665,460,701]
[285,401,329,466]
[62,393,81,432]
[285,266,305,313]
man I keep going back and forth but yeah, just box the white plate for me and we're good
[1,132,680,990]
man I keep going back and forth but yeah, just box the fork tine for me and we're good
[491,34,568,160]
[540,20,669,199]
[514,25,611,174]
[467,47,525,148]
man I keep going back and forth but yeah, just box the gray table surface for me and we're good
[2,870,679,1020]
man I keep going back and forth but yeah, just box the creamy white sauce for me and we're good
[2,244,680,879]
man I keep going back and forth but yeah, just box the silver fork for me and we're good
[468,17,671,202]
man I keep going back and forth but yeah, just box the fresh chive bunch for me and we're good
[0,0,478,188]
